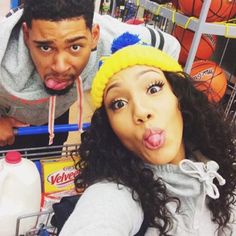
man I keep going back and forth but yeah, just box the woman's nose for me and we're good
[133,102,152,124]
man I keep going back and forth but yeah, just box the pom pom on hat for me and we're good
[98,32,144,69]
[111,32,142,53]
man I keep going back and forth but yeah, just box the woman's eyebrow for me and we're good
[104,82,121,98]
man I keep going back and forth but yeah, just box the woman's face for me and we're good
[103,65,185,165]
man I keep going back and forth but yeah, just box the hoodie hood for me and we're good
[0,9,48,101]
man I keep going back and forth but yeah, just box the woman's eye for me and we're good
[147,82,164,94]
[40,46,51,52]
[71,45,81,52]
[110,100,126,110]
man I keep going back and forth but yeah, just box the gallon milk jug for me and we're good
[0,151,41,236]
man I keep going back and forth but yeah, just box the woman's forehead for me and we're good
[109,65,165,82]
[104,66,167,97]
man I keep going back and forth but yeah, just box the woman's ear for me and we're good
[22,22,30,46]
[91,24,100,50]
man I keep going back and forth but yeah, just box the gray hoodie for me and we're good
[0,9,180,125]
[60,158,236,236]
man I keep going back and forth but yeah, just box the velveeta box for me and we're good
[41,157,80,193]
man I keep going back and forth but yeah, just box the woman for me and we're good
[60,33,236,236]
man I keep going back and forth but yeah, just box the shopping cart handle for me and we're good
[14,123,91,136]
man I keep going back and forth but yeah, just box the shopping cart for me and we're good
[0,124,85,236]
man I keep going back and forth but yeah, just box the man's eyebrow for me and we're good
[65,36,87,44]
[33,40,53,45]
[33,36,87,45]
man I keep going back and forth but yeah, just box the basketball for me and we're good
[178,0,236,22]
[173,26,217,65]
[190,60,228,102]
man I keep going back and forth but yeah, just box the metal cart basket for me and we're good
[0,143,80,236]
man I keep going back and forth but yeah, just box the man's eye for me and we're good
[40,46,51,52]
[147,81,164,94]
[71,45,81,52]
[110,100,126,110]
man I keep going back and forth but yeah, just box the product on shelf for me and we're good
[100,0,112,15]
[173,26,217,65]
[171,0,178,8]
[125,17,145,24]
[150,0,172,3]
[178,0,236,22]
[122,1,139,22]
[190,60,228,103]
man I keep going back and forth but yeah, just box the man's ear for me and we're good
[22,22,30,46]
[91,24,100,50]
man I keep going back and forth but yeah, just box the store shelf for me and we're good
[130,0,236,37]
[129,0,236,73]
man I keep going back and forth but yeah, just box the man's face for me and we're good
[23,18,99,95]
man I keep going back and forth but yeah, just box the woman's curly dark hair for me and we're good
[74,71,236,235]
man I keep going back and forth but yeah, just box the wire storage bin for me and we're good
[0,143,80,236]
[15,210,56,236]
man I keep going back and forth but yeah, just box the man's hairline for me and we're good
[23,16,93,30]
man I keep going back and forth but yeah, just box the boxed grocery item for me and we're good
[41,189,78,210]
[38,189,79,232]
[41,157,80,193]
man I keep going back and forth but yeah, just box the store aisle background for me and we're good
[0,0,94,145]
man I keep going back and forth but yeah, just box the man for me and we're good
[0,0,180,152]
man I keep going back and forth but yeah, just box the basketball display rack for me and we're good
[128,0,236,71]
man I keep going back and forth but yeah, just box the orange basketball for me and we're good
[178,0,236,22]
[173,26,217,65]
[190,60,228,103]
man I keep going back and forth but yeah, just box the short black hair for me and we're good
[22,0,95,29]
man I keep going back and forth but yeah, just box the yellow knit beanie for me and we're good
[91,33,183,108]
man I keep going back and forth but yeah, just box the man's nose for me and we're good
[51,53,70,74]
